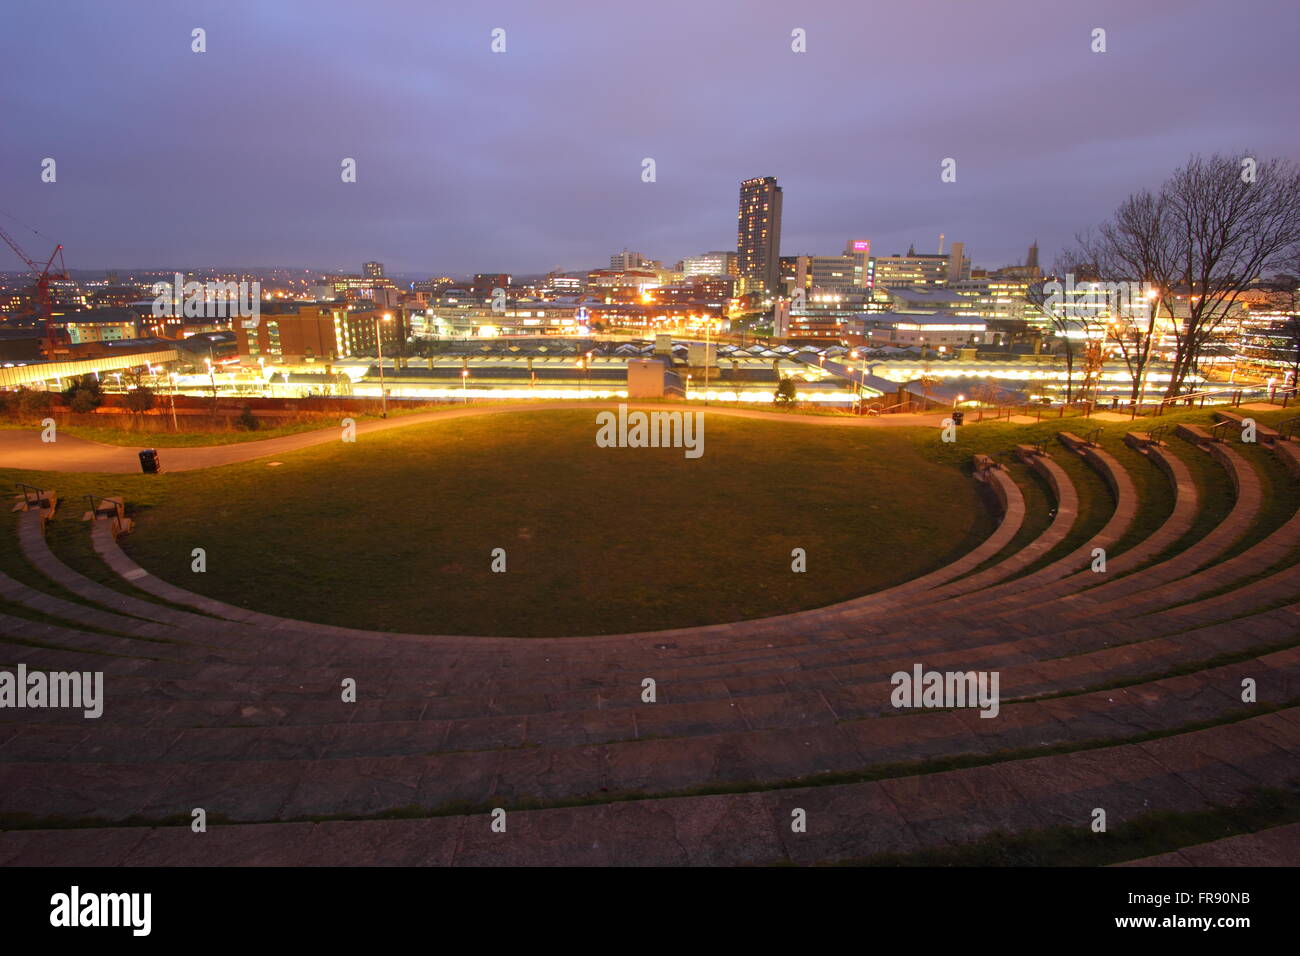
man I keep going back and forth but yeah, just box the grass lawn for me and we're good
[4,409,988,637]
[0,417,344,447]
[0,402,438,447]
[4,404,1295,638]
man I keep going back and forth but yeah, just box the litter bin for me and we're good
[952,410,965,426]
[138,449,161,474]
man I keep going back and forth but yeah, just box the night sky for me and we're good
[3,0,1297,276]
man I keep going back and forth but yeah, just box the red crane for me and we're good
[0,222,70,356]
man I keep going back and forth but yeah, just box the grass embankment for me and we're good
[3,404,1295,637]
[2,410,988,636]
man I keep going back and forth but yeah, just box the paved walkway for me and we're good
[0,403,951,473]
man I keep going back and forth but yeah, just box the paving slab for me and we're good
[0,825,151,866]
[1117,822,1300,867]
[279,756,427,819]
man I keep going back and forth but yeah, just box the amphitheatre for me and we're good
[0,400,1298,866]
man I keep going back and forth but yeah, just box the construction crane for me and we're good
[0,219,70,356]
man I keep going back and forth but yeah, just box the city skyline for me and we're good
[4,0,1298,275]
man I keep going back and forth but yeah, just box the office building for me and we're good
[736,176,783,295]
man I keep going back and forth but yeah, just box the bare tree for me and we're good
[1025,248,1103,403]
[1278,269,1300,389]
[1070,208,1166,404]
[1283,263,1300,389]
[1081,153,1300,399]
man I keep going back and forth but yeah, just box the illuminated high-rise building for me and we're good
[736,176,783,295]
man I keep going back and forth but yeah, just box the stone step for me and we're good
[2,710,1295,866]
[1115,821,1300,866]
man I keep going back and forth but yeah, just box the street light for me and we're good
[1136,287,1160,412]
[703,317,712,406]
[203,357,217,411]
[168,371,179,430]
[850,348,869,411]
[374,313,393,417]
[461,367,469,403]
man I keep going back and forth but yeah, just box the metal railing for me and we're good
[1278,416,1300,441]
[83,494,128,536]
[865,399,911,415]
[1118,385,1250,419]
[1082,427,1104,446]
[944,382,1294,424]
[1208,420,1234,441]
[14,482,48,508]
[83,493,123,519]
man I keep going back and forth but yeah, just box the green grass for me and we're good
[1221,442,1300,559]
[953,457,1054,579]
[3,410,992,637]
[0,404,436,447]
[3,404,1295,638]
[1149,437,1236,560]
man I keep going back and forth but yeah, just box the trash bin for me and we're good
[952,410,965,426]
[138,449,161,474]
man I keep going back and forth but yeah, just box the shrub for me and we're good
[0,387,53,422]
[235,405,260,431]
[68,388,100,414]
[123,386,157,414]
[15,387,54,419]
[60,374,103,409]
[774,378,798,405]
